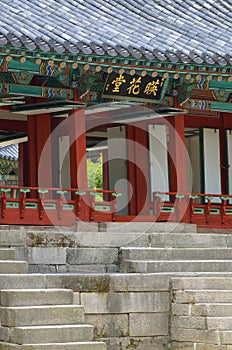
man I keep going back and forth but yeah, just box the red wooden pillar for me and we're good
[36,113,52,188]
[126,123,150,216]
[18,142,29,187]
[68,108,89,220]
[169,114,187,194]
[126,125,137,215]
[27,115,38,187]
[27,113,52,188]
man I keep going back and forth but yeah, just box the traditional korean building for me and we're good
[0,0,231,228]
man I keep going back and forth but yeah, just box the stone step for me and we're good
[0,289,74,306]
[0,342,107,350]
[173,303,232,317]
[149,233,231,248]
[120,247,232,261]
[0,275,47,290]
[9,325,94,344]
[0,261,28,274]
[173,290,232,303]
[0,305,84,327]
[0,249,15,260]
[123,260,232,273]
[172,277,232,290]
[98,222,197,233]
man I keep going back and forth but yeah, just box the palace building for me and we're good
[0,0,231,228]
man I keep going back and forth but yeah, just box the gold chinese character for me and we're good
[144,81,159,96]
[127,77,142,95]
[111,74,126,93]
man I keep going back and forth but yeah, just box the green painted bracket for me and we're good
[0,188,11,193]
[175,194,185,199]
[112,192,122,197]
[38,189,49,194]
[56,190,68,195]
[75,190,86,196]
[19,188,31,193]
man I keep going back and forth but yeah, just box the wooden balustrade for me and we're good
[0,186,120,226]
[153,191,232,228]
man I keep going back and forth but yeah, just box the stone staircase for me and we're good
[0,248,106,350]
[171,277,232,349]
[119,231,232,274]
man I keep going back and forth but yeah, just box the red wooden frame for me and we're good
[0,186,119,226]
[153,191,232,229]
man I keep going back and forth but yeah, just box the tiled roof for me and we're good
[0,144,18,159]
[0,0,232,65]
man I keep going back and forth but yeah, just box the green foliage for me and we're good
[87,153,103,191]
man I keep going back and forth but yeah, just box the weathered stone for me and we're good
[196,344,228,350]
[170,342,194,350]
[0,261,28,274]
[0,342,107,350]
[81,292,169,313]
[67,248,118,265]
[0,231,27,247]
[99,336,168,350]
[98,222,196,233]
[125,260,232,273]
[98,222,155,233]
[120,247,232,261]
[173,290,232,304]
[10,325,94,344]
[220,331,232,344]
[0,289,73,306]
[73,292,80,305]
[109,274,169,292]
[1,305,84,326]
[45,274,110,292]
[28,265,57,273]
[27,247,66,264]
[171,328,220,344]
[171,316,206,330]
[191,304,208,316]
[171,303,191,316]
[85,314,129,337]
[171,277,232,291]
[0,326,10,342]
[0,249,15,260]
[207,317,232,330]
[150,233,227,248]
[75,221,98,232]
[129,313,168,336]
[0,275,47,290]
[57,264,107,273]
[26,231,76,248]
[74,232,149,248]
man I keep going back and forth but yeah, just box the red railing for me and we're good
[0,186,120,226]
[153,191,232,228]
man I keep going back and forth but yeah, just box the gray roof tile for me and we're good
[0,0,230,64]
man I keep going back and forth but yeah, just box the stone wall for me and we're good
[170,277,232,350]
[74,274,170,350]
[0,272,171,350]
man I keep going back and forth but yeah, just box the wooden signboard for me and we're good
[102,72,167,102]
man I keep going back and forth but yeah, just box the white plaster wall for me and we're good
[59,135,71,189]
[203,128,221,201]
[107,126,129,215]
[185,135,201,194]
[148,124,169,201]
